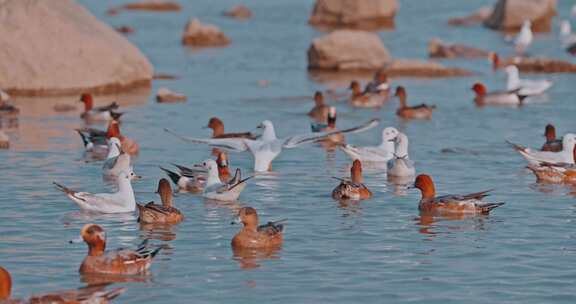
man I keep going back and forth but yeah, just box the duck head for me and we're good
[232,207,259,230]
[79,224,106,256]
[412,174,436,199]
[156,178,173,207]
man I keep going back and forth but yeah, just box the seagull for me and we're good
[197,159,252,201]
[507,133,576,165]
[54,171,137,213]
[387,133,415,178]
[505,65,552,96]
[514,20,533,54]
[166,119,379,172]
[339,127,399,162]
[559,20,576,46]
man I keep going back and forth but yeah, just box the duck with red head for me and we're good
[205,117,256,139]
[137,179,184,224]
[527,144,576,184]
[541,124,563,152]
[75,224,161,275]
[79,93,122,122]
[411,174,504,215]
[106,119,139,156]
[231,207,284,249]
[349,80,385,108]
[0,265,125,303]
[332,160,372,200]
[308,91,330,123]
[394,86,435,120]
[471,82,527,106]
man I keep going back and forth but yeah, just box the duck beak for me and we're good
[407,183,416,190]
[133,174,143,180]
[69,236,83,244]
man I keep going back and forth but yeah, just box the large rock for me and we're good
[0,0,153,96]
[308,30,390,70]
[484,0,557,32]
[309,0,398,29]
[181,18,230,47]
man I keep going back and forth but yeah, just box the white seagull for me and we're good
[514,20,533,54]
[505,65,552,96]
[507,133,576,165]
[197,159,252,201]
[387,132,415,178]
[340,127,399,162]
[560,20,576,46]
[54,171,137,213]
[166,119,379,172]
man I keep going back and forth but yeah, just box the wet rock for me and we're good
[0,0,153,96]
[494,55,576,73]
[156,87,187,103]
[182,18,230,47]
[0,131,9,149]
[309,0,398,30]
[122,1,181,12]
[428,38,490,59]
[448,7,492,26]
[484,0,557,32]
[223,5,252,19]
[308,30,390,71]
[382,59,474,77]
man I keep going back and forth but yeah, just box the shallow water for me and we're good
[1,0,576,303]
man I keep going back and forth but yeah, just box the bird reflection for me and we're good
[387,175,414,196]
[80,272,151,285]
[416,213,490,236]
[232,246,281,270]
[139,222,178,242]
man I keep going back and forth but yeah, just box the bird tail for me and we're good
[101,287,126,301]
[53,182,75,195]
[481,202,505,214]
[505,140,526,152]
[110,111,123,120]
[76,130,89,147]
[159,166,181,185]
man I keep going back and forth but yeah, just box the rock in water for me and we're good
[181,18,230,47]
[484,0,556,32]
[309,0,398,30]
[223,5,252,19]
[0,0,153,96]
[156,88,187,103]
[308,30,390,71]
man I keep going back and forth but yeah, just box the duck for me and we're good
[159,165,205,193]
[349,81,386,108]
[0,266,125,303]
[541,124,563,152]
[387,133,415,178]
[362,71,390,95]
[505,65,552,96]
[307,91,330,124]
[137,179,184,224]
[0,131,9,149]
[411,174,504,215]
[72,224,162,275]
[54,171,137,213]
[102,138,137,181]
[315,107,345,145]
[166,119,379,172]
[0,90,19,117]
[507,133,576,165]
[394,86,436,120]
[205,117,257,139]
[527,145,576,184]
[471,82,528,106]
[79,93,122,121]
[231,207,284,249]
[514,20,533,54]
[106,119,139,156]
[340,127,399,162]
[197,159,252,201]
[332,160,372,200]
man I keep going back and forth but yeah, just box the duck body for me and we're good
[231,207,284,249]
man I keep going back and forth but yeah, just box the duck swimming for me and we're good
[332,160,372,200]
[231,207,284,249]
[394,86,436,120]
[137,179,184,224]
